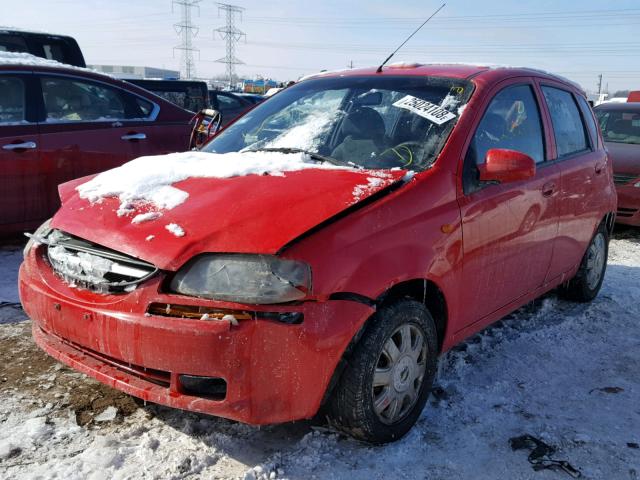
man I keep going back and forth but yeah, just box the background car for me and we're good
[0,53,194,236]
[0,28,85,67]
[127,79,209,113]
[208,90,253,126]
[595,101,640,225]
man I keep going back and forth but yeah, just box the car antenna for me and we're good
[376,3,446,73]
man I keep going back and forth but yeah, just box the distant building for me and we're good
[242,78,278,94]
[89,65,180,80]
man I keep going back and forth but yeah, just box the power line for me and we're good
[214,3,246,88]
[173,0,201,79]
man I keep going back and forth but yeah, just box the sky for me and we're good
[2,0,640,93]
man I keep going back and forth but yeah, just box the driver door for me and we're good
[457,80,561,328]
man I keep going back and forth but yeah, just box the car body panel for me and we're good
[52,168,407,270]
[20,249,374,424]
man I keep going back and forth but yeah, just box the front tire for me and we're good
[559,223,609,302]
[325,300,438,444]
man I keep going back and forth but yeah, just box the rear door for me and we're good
[0,72,43,231]
[457,80,561,326]
[539,83,607,280]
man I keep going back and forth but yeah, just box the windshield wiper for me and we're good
[245,147,359,169]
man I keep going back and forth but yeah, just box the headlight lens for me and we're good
[23,218,52,259]
[634,180,640,188]
[170,254,311,304]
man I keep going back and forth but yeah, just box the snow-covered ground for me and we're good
[1,230,639,479]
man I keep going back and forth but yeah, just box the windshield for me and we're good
[203,75,472,170]
[596,108,640,145]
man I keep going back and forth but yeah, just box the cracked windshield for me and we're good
[204,76,471,170]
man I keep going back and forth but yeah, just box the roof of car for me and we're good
[594,101,640,111]
[303,62,583,91]
[0,51,97,75]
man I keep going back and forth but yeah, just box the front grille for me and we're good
[45,230,157,293]
[613,173,639,185]
[617,207,638,218]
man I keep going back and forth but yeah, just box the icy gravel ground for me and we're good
[0,232,639,479]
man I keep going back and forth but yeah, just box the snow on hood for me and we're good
[76,150,350,213]
[57,165,406,269]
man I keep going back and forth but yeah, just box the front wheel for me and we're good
[559,223,609,302]
[325,300,438,444]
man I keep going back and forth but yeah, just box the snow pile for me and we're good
[131,212,162,224]
[264,111,340,152]
[76,150,349,213]
[0,51,94,74]
[352,177,386,201]
[165,223,185,237]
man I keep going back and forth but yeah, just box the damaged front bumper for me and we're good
[19,246,374,424]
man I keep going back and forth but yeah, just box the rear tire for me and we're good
[559,223,609,302]
[325,300,438,444]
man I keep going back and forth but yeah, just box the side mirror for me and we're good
[478,148,536,183]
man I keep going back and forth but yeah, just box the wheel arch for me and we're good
[319,277,449,408]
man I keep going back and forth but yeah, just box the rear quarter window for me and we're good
[576,95,599,149]
[541,86,589,157]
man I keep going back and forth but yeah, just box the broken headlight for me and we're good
[169,254,311,304]
[23,218,52,259]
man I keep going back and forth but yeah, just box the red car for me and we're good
[19,64,616,443]
[594,102,640,226]
[0,54,194,236]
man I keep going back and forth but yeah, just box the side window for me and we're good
[41,43,66,63]
[541,86,588,157]
[41,77,127,122]
[133,96,154,118]
[464,84,544,192]
[0,77,26,125]
[0,35,28,53]
[217,94,243,111]
[576,95,599,149]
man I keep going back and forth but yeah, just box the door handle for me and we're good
[121,133,146,141]
[595,160,606,174]
[542,181,556,197]
[2,141,37,151]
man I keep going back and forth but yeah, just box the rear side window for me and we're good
[576,95,599,149]
[40,77,153,122]
[0,77,26,125]
[217,93,244,110]
[41,43,66,63]
[466,84,545,166]
[542,86,588,157]
[0,35,28,53]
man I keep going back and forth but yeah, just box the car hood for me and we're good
[606,141,640,175]
[52,168,406,270]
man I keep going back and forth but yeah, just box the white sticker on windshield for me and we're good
[392,95,457,125]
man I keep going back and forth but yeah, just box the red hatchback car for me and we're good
[0,53,194,236]
[19,64,616,443]
[594,102,640,226]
